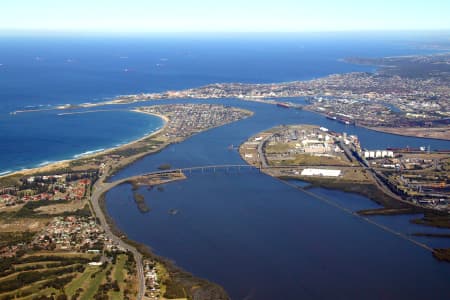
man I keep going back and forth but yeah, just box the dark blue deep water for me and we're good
[1,34,450,299]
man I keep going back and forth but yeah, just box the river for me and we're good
[105,98,450,300]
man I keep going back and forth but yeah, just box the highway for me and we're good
[257,134,272,168]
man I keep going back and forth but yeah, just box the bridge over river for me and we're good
[91,163,435,300]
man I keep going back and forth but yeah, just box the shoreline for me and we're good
[366,126,450,142]
[0,109,169,179]
[96,181,230,299]
[9,97,450,143]
[0,104,252,299]
[302,106,450,142]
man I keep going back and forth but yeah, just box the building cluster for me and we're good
[240,125,359,181]
[138,104,251,139]
[143,260,161,299]
[110,53,450,130]
[32,216,112,252]
[0,173,94,208]
[177,71,444,128]
[0,216,120,258]
[265,126,350,163]
[366,153,449,211]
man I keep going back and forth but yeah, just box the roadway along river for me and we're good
[105,98,450,300]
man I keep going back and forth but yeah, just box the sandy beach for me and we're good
[0,109,169,179]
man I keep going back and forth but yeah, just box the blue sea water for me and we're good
[0,109,163,173]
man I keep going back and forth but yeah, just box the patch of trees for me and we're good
[163,280,186,299]
[15,199,69,217]
[65,171,99,183]
[0,231,35,248]
[0,265,80,293]
[133,192,150,213]
[43,274,76,290]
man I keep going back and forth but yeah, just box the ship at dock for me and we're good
[326,113,354,125]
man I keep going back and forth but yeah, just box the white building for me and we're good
[301,168,341,177]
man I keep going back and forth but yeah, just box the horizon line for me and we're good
[1,28,450,35]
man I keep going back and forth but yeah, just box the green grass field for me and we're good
[79,266,109,300]
[65,265,100,297]
[109,254,127,300]
[0,251,136,300]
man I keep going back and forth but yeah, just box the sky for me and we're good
[1,0,449,33]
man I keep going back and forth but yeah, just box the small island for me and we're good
[128,172,187,213]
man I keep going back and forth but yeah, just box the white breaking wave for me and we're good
[38,161,54,167]
[0,170,12,176]
[73,149,105,158]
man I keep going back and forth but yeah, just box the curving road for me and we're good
[91,176,146,300]
[89,164,256,300]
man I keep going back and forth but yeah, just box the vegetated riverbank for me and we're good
[97,193,230,299]
[279,175,450,230]
[279,175,413,211]
[277,176,450,263]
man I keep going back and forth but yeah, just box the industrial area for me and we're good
[239,124,449,212]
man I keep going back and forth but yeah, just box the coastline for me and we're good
[0,104,252,299]
[0,109,169,179]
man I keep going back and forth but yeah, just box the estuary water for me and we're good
[106,98,450,299]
